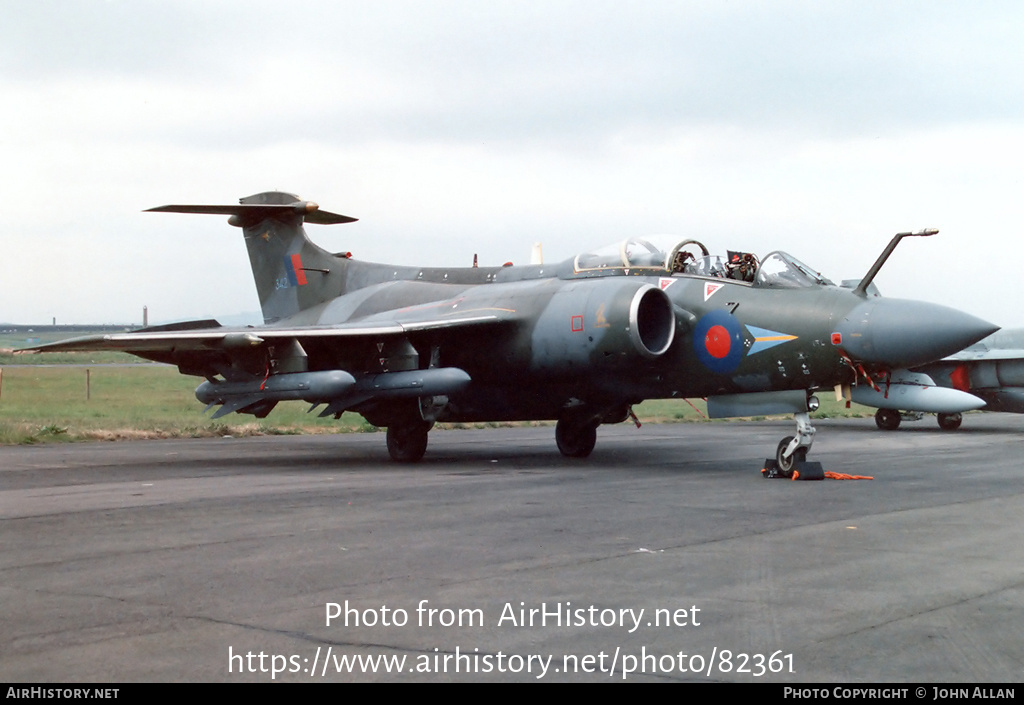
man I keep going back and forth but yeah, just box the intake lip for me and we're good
[629,284,676,357]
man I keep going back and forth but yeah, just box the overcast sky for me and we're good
[3,1,1023,327]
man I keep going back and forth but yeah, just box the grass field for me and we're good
[0,361,874,445]
[0,364,372,444]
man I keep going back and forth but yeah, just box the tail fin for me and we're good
[147,191,357,324]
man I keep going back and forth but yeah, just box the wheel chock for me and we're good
[761,459,825,480]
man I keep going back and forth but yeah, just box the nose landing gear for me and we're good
[763,409,824,480]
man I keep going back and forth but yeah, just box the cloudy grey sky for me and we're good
[3,1,1023,327]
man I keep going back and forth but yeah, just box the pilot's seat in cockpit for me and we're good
[726,251,758,282]
[672,250,695,274]
[668,239,710,275]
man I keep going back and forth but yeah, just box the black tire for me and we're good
[875,408,902,431]
[775,436,796,477]
[937,412,963,431]
[555,419,598,458]
[386,422,430,463]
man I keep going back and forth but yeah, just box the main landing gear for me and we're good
[874,408,963,431]
[555,416,599,458]
[874,408,902,430]
[381,395,451,463]
[385,420,433,463]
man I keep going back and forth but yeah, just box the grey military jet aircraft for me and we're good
[20,192,998,470]
[858,329,1024,431]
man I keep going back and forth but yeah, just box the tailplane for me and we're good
[147,191,357,324]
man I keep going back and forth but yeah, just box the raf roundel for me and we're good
[693,310,744,374]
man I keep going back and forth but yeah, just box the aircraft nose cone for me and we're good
[837,298,998,368]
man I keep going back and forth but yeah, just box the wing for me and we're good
[19,311,516,419]
[20,314,504,354]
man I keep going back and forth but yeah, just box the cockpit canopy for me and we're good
[572,237,835,289]
[572,238,670,271]
[754,251,835,289]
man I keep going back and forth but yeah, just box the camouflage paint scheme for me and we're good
[22,192,997,464]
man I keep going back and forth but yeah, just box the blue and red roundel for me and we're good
[693,310,744,374]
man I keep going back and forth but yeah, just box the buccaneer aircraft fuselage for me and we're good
[22,192,997,469]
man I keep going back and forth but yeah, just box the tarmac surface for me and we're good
[1,415,1023,682]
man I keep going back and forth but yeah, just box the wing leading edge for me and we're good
[18,313,509,354]
[18,311,514,420]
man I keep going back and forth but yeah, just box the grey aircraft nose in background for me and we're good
[20,192,997,472]
[850,326,1024,432]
